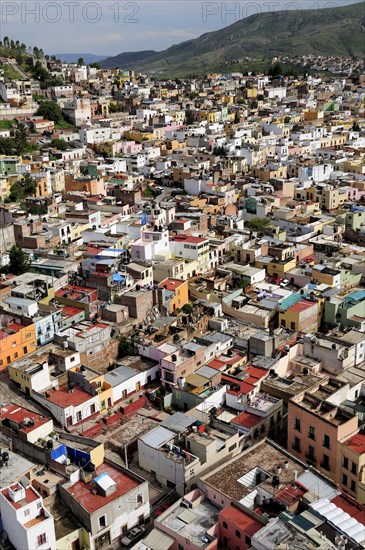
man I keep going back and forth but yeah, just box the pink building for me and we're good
[218,504,263,550]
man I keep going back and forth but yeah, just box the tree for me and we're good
[89,62,101,69]
[352,121,361,132]
[212,145,227,157]
[182,303,193,315]
[13,123,28,154]
[9,174,36,201]
[36,100,62,123]
[8,245,31,275]
[109,102,125,113]
[0,137,16,155]
[77,57,84,66]
[49,138,68,151]
[247,217,271,235]
[184,109,195,125]
[118,336,135,358]
[234,111,240,124]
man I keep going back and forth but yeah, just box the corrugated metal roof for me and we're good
[309,499,365,545]
[140,426,175,449]
[298,471,338,502]
[196,365,219,379]
[161,412,195,434]
[105,365,137,386]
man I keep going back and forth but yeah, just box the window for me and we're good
[308,426,315,440]
[350,480,356,492]
[235,530,241,539]
[24,509,30,517]
[294,418,301,432]
[343,457,349,469]
[245,536,251,545]
[99,515,106,528]
[138,514,144,526]
[307,445,315,460]
[293,436,301,452]
[76,411,82,422]
[351,463,357,475]
[342,474,347,486]
[323,435,330,449]
[137,494,143,505]
[321,454,330,471]
[222,521,228,529]
[228,443,237,452]
[37,534,46,546]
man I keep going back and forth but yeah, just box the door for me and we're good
[136,382,141,392]
[66,416,72,427]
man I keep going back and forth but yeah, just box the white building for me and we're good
[0,483,56,550]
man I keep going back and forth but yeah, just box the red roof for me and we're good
[159,278,186,292]
[275,483,307,507]
[232,411,261,428]
[46,386,93,408]
[2,486,39,510]
[66,462,140,513]
[0,404,51,433]
[219,505,262,535]
[61,306,84,318]
[174,235,207,244]
[207,359,226,371]
[223,374,255,395]
[244,365,268,381]
[7,322,24,332]
[343,432,365,455]
[290,300,316,313]
[83,247,104,256]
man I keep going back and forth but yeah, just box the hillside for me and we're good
[100,1,365,75]
[55,53,106,64]
[100,50,158,69]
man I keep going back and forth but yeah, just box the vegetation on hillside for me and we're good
[100,2,365,76]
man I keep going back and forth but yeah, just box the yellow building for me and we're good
[312,266,341,287]
[279,299,319,333]
[338,432,365,504]
[158,278,189,313]
[123,130,154,143]
[70,365,113,413]
[255,256,296,278]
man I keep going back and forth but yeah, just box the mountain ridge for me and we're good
[100,1,365,75]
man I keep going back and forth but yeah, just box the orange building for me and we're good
[288,378,358,484]
[158,278,189,313]
[0,320,36,371]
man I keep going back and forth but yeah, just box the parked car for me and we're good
[121,527,145,547]
[280,279,290,287]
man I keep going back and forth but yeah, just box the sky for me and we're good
[0,0,360,56]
